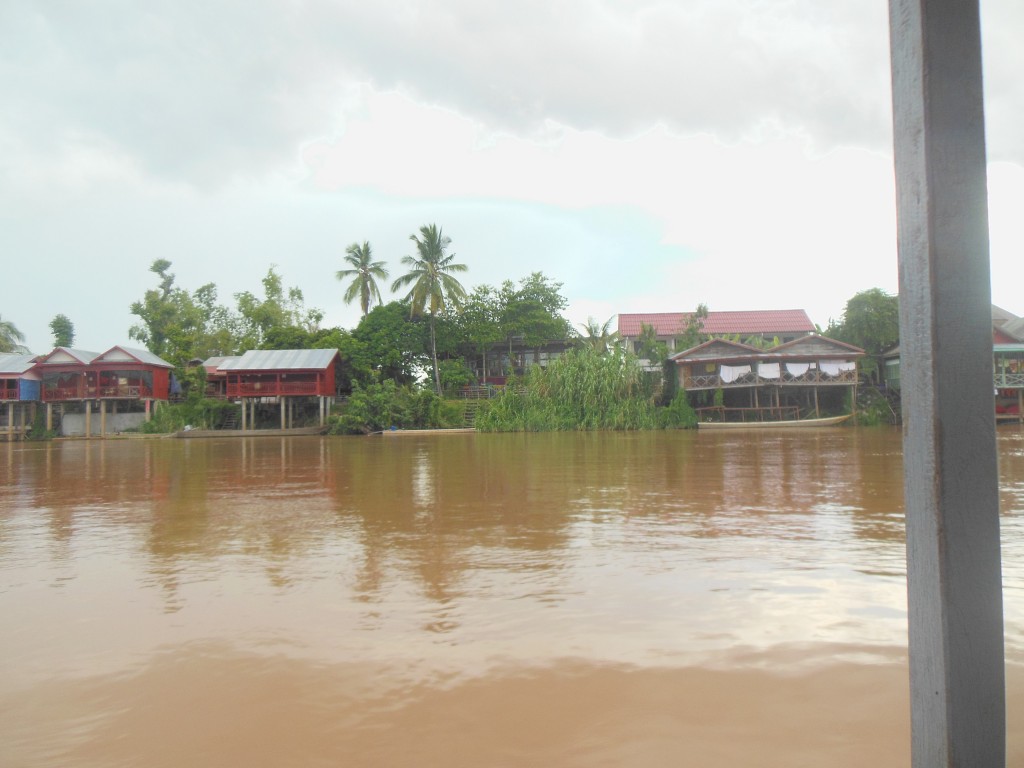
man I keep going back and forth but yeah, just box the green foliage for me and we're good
[337,241,389,318]
[49,314,75,348]
[234,265,323,350]
[0,314,26,353]
[636,323,668,365]
[828,288,899,384]
[328,381,463,434]
[349,301,428,385]
[129,261,238,367]
[476,347,691,431]
[26,409,57,441]
[659,390,698,429]
[673,303,708,351]
[499,273,573,348]
[579,316,619,354]
[437,358,475,390]
[139,399,240,433]
[391,224,469,394]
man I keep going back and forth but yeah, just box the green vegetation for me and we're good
[0,314,26,353]
[475,347,695,431]
[337,241,389,318]
[49,314,75,348]
[328,381,464,434]
[826,288,899,384]
[139,399,240,434]
[391,224,469,395]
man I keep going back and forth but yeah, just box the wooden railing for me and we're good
[44,385,152,401]
[227,380,321,397]
[684,367,858,390]
[994,371,1024,389]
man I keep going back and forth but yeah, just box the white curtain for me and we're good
[758,362,781,379]
[720,364,751,383]
[785,362,810,377]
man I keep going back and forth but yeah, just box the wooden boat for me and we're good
[697,414,852,430]
[176,426,328,438]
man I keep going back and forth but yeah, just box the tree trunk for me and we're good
[430,315,441,395]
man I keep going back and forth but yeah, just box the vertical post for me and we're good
[889,1,1005,765]
[85,400,92,438]
[6,402,12,439]
[145,399,151,422]
[241,399,247,431]
[46,402,52,432]
[280,397,286,430]
[100,400,107,437]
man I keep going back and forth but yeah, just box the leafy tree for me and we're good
[0,314,26,353]
[391,224,468,394]
[829,288,900,383]
[337,241,389,318]
[499,273,573,352]
[579,316,619,354]
[235,265,323,350]
[675,303,708,351]
[636,323,668,365]
[48,314,75,348]
[130,261,240,367]
[350,301,429,385]
[457,284,505,378]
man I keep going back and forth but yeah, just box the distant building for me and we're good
[617,309,815,355]
[671,334,865,422]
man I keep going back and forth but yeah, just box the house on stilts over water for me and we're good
[670,334,865,426]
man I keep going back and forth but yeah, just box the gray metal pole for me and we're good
[889,0,1005,765]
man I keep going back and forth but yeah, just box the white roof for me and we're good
[0,353,39,375]
[218,349,339,371]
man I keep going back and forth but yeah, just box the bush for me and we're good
[476,347,693,432]
[329,381,464,434]
[140,398,240,433]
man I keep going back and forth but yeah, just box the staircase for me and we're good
[462,400,481,427]
[219,407,241,430]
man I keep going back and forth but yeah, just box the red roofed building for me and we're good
[617,309,815,355]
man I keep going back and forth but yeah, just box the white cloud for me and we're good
[1,1,1022,353]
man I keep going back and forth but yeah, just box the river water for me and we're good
[2,428,1024,766]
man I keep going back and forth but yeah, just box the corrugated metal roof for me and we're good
[219,348,339,371]
[618,309,815,338]
[202,355,238,374]
[617,313,691,337]
[39,347,102,365]
[0,353,39,374]
[700,309,815,335]
[96,346,174,368]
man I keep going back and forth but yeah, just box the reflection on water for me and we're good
[2,428,1024,766]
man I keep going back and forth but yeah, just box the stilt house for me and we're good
[671,334,864,423]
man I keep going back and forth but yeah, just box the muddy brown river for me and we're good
[3,428,1024,766]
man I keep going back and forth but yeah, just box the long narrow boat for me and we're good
[696,414,852,430]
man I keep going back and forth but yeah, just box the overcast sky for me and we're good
[2,1,1022,353]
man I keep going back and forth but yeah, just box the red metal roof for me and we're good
[618,309,815,338]
[699,309,815,335]
[617,313,692,337]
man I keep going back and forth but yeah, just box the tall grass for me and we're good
[475,347,696,431]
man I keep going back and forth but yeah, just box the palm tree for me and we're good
[580,316,619,355]
[391,224,468,394]
[336,241,389,318]
[0,314,26,353]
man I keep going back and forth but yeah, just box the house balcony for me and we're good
[227,380,321,397]
[994,371,1024,389]
[683,367,858,391]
